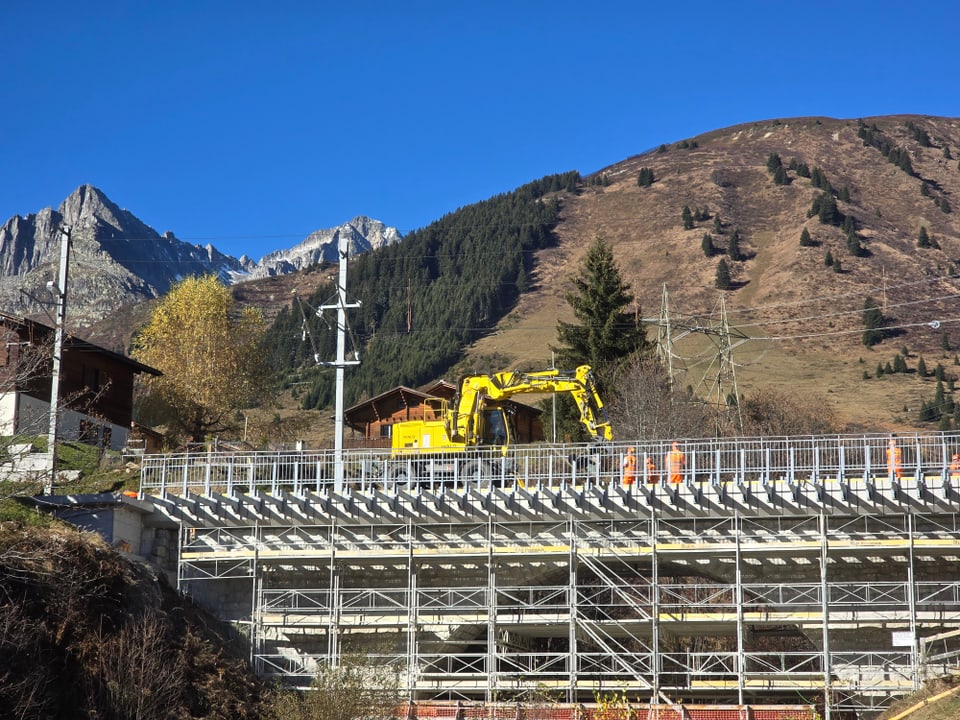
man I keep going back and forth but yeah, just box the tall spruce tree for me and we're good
[862,295,885,347]
[554,235,650,438]
[555,235,649,375]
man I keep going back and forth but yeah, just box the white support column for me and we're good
[319,232,360,492]
[250,523,261,669]
[820,512,832,720]
[46,224,71,492]
[735,515,745,706]
[908,513,920,690]
[328,526,340,664]
[486,516,497,703]
[407,522,418,697]
[568,517,578,703]
[650,512,660,702]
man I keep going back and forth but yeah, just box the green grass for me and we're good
[0,439,140,523]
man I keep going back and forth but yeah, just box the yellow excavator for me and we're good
[388,365,612,482]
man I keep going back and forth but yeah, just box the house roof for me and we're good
[343,380,542,434]
[0,311,161,376]
[343,385,433,431]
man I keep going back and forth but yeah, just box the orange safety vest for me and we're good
[950,454,960,480]
[622,451,637,486]
[667,448,685,483]
[886,444,902,478]
[645,455,659,484]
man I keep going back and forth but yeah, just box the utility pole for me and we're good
[656,284,674,388]
[319,232,360,492]
[46,225,71,494]
[716,294,743,433]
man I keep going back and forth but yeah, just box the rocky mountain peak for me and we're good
[236,215,401,280]
[0,187,401,327]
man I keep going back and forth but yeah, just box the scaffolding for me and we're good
[142,431,960,717]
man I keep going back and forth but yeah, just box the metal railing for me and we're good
[140,431,960,497]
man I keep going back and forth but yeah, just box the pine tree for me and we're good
[893,354,907,373]
[846,233,866,257]
[554,236,650,441]
[917,356,928,377]
[885,361,894,374]
[838,185,850,202]
[681,205,694,230]
[713,214,723,234]
[701,233,715,257]
[876,362,885,377]
[637,167,655,187]
[832,256,843,273]
[555,235,650,376]
[862,295,885,347]
[727,229,744,261]
[824,250,834,267]
[918,226,932,248]
[810,167,833,193]
[715,259,733,290]
[773,166,790,185]
[766,152,783,172]
[817,193,841,226]
[799,228,814,246]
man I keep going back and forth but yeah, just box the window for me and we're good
[83,365,100,393]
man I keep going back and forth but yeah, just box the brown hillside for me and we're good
[84,115,960,439]
[471,115,960,431]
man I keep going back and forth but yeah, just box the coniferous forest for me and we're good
[264,171,580,409]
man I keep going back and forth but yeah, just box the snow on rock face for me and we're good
[0,185,401,325]
[239,216,401,280]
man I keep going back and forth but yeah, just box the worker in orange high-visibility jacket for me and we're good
[666,441,686,484]
[950,453,960,481]
[886,436,902,479]
[621,447,637,486]
[644,453,659,484]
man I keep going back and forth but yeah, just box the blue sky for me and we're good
[2,1,958,262]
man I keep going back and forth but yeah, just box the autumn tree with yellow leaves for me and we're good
[133,275,268,442]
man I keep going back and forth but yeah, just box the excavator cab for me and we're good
[479,407,515,447]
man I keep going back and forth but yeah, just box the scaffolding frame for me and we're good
[166,506,960,716]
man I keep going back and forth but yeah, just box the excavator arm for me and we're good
[447,365,613,445]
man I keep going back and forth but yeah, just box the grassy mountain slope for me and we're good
[469,115,960,431]
[88,114,960,439]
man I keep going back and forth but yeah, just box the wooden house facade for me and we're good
[343,381,544,449]
[0,312,160,450]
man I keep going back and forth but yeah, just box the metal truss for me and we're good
[161,506,960,719]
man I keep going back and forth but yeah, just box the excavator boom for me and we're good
[448,364,612,445]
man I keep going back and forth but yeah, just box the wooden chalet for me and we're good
[0,312,161,451]
[343,380,544,449]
